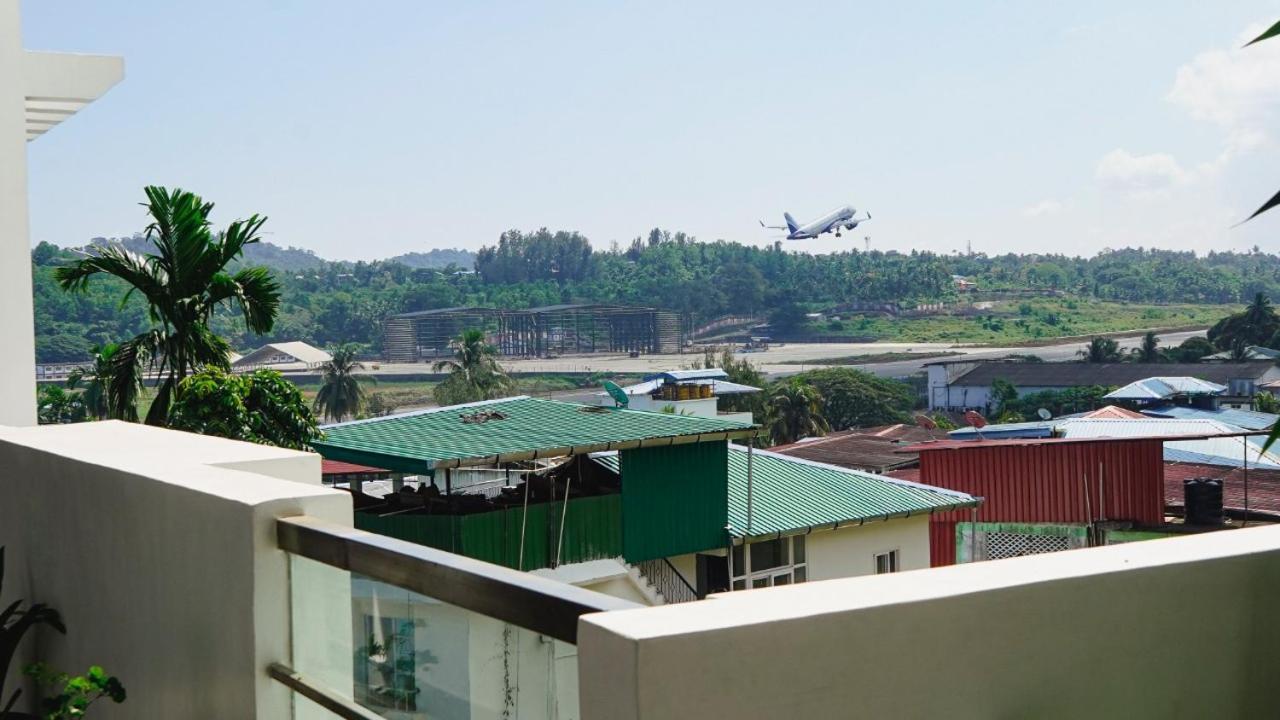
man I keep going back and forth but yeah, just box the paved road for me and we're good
[364,328,1207,383]
[786,329,1206,379]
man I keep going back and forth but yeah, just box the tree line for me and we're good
[34,226,1280,363]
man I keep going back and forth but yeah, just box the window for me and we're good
[730,535,807,590]
[874,550,899,574]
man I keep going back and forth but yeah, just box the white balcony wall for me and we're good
[0,421,351,719]
[579,525,1280,719]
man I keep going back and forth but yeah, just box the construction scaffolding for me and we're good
[383,304,687,362]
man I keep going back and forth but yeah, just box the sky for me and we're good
[20,1,1280,260]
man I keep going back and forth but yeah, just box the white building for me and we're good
[233,341,333,372]
[592,368,757,424]
[926,359,1280,412]
[1,1,122,425]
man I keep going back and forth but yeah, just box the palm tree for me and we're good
[764,381,829,446]
[432,329,513,405]
[1129,331,1161,364]
[55,187,280,425]
[66,343,129,420]
[314,344,375,422]
[1078,337,1122,363]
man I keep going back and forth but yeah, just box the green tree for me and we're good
[66,343,130,421]
[432,329,513,405]
[1254,391,1279,414]
[168,368,321,450]
[54,186,280,426]
[1078,336,1122,363]
[764,380,829,445]
[1130,331,1162,363]
[1163,335,1215,363]
[787,367,914,430]
[314,344,374,422]
[991,378,1019,416]
[35,386,86,425]
[1208,293,1279,350]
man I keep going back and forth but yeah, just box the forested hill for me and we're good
[29,226,1280,363]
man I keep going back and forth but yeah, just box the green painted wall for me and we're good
[620,441,729,563]
[355,493,622,571]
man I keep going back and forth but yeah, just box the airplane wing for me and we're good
[759,220,789,230]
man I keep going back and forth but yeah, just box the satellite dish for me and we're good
[913,414,937,430]
[1037,408,1052,421]
[964,410,988,429]
[603,380,629,408]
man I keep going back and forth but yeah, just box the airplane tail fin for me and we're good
[783,212,799,234]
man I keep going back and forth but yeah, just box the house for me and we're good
[232,340,331,371]
[591,368,758,423]
[312,396,974,601]
[1104,376,1227,405]
[925,359,1280,411]
[910,436,1171,565]
[1140,404,1277,431]
[1203,345,1280,362]
[1163,462,1280,522]
[590,445,975,596]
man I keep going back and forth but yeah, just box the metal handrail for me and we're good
[636,557,698,604]
[269,663,382,720]
[276,515,640,644]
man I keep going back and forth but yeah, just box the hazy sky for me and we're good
[21,1,1280,260]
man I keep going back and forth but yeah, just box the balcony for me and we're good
[3,421,1280,718]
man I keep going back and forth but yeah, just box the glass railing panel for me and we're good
[289,554,581,720]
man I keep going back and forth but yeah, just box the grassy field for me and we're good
[813,299,1233,345]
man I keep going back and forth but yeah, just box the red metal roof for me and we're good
[321,459,389,476]
[904,430,1264,453]
[1164,462,1280,518]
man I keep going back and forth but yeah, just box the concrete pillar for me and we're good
[0,0,36,426]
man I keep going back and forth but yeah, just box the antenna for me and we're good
[1037,408,1051,421]
[602,380,629,408]
[864,236,871,252]
[913,413,938,439]
[967,239,973,256]
[964,410,988,440]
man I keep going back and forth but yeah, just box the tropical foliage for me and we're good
[1078,337,1123,363]
[784,367,914,431]
[1207,293,1280,351]
[432,330,513,406]
[35,386,86,425]
[23,663,126,719]
[66,344,128,421]
[314,344,374,422]
[1,546,67,718]
[763,381,829,446]
[168,368,322,450]
[53,186,280,425]
[39,230,1280,363]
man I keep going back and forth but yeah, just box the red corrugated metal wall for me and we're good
[922,439,1165,566]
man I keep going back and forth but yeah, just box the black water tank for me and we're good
[1184,477,1225,526]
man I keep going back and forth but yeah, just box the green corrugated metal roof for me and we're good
[312,396,755,474]
[593,444,977,539]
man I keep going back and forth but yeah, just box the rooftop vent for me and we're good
[459,410,508,424]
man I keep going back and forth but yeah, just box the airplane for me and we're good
[759,205,871,240]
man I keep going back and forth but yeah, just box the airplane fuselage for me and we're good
[784,205,867,240]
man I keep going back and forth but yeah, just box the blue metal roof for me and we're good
[948,420,1057,440]
[1140,404,1278,432]
[642,368,729,382]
